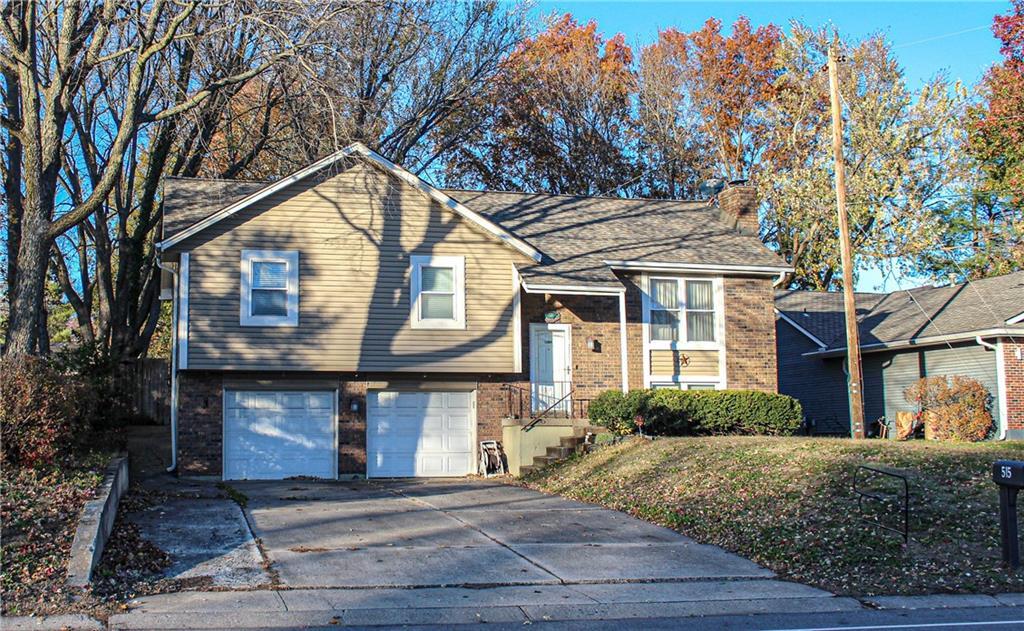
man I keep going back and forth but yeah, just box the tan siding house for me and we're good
[158,143,790,480]
[170,162,528,372]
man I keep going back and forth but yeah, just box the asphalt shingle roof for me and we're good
[161,175,787,288]
[442,189,785,287]
[776,271,1024,351]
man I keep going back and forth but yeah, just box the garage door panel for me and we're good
[367,390,476,478]
[224,390,336,480]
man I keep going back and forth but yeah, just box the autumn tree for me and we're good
[758,24,966,289]
[441,14,638,195]
[917,0,1024,279]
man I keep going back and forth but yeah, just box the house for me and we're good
[156,143,791,480]
[775,272,1024,438]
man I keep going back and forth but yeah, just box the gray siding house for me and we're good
[775,272,1024,438]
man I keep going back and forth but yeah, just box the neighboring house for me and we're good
[775,272,1024,438]
[157,143,790,480]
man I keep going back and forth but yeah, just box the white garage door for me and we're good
[367,391,475,477]
[224,390,336,480]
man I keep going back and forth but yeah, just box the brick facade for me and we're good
[176,275,779,477]
[177,371,224,477]
[1006,341,1024,435]
[724,276,779,391]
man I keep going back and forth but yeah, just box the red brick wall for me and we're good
[1006,341,1024,433]
[177,371,224,476]
[724,277,778,392]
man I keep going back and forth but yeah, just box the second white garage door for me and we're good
[367,391,476,477]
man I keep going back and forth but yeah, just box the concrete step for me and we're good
[545,446,575,459]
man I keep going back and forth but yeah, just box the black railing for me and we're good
[500,382,591,423]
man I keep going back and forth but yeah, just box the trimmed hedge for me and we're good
[588,388,803,437]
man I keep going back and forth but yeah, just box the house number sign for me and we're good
[544,311,561,323]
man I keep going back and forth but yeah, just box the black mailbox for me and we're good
[993,460,1024,570]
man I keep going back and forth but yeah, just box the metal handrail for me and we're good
[522,387,576,432]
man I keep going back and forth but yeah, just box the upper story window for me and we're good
[647,277,717,344]
[240,250,299,327]
[410,254,465,329]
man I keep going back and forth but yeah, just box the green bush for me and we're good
[0,355,94,467]
[588,389,652,435]
[588,388,803,437]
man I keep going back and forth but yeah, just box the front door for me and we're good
[530,324,572,415]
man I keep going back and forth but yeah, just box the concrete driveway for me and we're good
[237,478,773,588]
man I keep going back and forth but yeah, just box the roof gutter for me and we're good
[604,260,792,278]
[802,328,1023,358]
[520,281,625,296]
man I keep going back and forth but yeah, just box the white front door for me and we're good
[223,390,337,480]
[366,390,476,477]
[530,324,572,414]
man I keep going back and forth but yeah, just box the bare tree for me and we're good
[1,0,337,355]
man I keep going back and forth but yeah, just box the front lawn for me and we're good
[1,453,109,615]
[520,436,1024,596]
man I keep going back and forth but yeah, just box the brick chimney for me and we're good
[717,180,759,237]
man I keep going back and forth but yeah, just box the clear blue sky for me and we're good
[529,1,1010,291]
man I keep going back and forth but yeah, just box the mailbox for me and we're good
[993,460,1024,570]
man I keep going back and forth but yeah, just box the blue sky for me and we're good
[529,1,1010,291]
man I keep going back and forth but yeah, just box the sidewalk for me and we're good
[7,589,1024,629]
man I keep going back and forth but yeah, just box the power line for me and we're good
[893,25,991,49]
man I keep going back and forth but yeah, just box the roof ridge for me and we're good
[163,175,270,182]
[442,186,710,205]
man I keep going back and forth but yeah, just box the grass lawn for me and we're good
[520,436,1024,596]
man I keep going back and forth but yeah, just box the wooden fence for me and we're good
[116,358,171,425]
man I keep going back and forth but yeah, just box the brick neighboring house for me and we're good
[157,143,791,480]
[775,272,1024,438]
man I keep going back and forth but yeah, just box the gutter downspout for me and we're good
[772,271,788,288]
[981,336,1010,440]
[157,258,179,472]
[618,291,629,393]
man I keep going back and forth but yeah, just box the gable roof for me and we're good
[159,148,791,290]
[157,143,543,263]
[776,271,1024,355]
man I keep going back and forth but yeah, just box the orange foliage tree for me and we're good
[441,14,637,195]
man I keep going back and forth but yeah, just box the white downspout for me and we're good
[989,337,1009,440]
[618,290,629,393]
[157,258,179,472]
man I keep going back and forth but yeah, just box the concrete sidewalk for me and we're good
[111,580,861,628]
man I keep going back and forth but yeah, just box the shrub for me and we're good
[587,389,652,435]
[0,355,93,467]
[589,388,803,437]
[52,342,130,430]
[904,375,992,442]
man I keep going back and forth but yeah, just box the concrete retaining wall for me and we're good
[66,455,129,587]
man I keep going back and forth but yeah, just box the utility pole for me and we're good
[827,35,866,440]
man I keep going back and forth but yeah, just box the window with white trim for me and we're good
[647,278,717,343]
[240,250,299,326]
[650,382,718,391]
[410,255,465,329]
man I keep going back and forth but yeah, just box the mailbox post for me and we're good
[993,460,1024,570]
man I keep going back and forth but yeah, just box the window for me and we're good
[649,279,680,342]
[241,250,298,326]
[411,255,465,329]
[650,382,718,391]
[647,278,717,344]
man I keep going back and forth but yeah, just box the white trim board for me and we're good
[176,253,190,370]
[520,281,624,296]
[804,328,1024,357]
[157,142,542,263]
[774,308,827,349]
[605,259,792,277]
